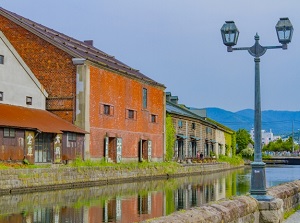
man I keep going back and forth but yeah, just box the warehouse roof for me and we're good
[0,103,87,134]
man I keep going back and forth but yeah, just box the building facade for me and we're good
[250,128,280,146]
[0,7,165,162]
[0,31,86,164]
[166,92,235,161]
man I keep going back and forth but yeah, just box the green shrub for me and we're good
[218,155,244,166]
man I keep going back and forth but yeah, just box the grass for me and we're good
[67,157,181,172]
[284,204,300,219]
[0,162,51,170]
[217,155,244,166]
[0,155,243,170]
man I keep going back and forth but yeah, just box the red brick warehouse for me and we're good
[0,7,166,162]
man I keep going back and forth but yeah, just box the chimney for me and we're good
[166,92,171,101]
[84,40,93,46]
[170,96,179,104]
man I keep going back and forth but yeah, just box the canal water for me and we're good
[0,165,300,223]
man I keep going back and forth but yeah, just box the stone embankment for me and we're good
[0,162,240,195]
[146,180,300,223]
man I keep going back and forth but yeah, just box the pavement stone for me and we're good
[284,210,300,223]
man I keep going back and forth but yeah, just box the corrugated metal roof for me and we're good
[0,7,165,88]
[0,103,87,134]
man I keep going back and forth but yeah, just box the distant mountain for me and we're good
[205,108,300,136]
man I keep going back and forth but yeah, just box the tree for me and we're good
[263,137,298,152]
[236,129,253,154]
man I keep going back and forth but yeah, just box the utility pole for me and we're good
[292,120,294,153]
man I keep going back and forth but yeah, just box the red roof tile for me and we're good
[0,103,87,134]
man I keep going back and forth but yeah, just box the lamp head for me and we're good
[221,21,239,47]
[276,17,293,44]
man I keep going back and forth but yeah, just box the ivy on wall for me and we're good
[225,132,236,157]
[166,114,176,161]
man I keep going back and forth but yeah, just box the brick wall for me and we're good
[0,15,76,122]
[89,66,164,160]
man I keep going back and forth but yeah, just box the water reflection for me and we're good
[1,166,299,223]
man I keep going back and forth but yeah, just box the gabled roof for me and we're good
[166,100,207,121]
[0,103,88,134]
[167,101,235,133]
[0,7,165,88]
[0,31,48,98]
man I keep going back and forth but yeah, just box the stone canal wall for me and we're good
[147,180,300,223]
[268,180,300,213]
[146,196,284,223]
[0,162,238,195]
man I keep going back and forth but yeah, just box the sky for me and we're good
[1,0,300,112]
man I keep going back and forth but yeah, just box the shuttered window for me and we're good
[100,103,114,116]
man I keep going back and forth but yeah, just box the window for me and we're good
[26,96,32,105]
[4,128,15,138]
[178,120,183,128]
[206,127,212,134]
[142,88,147,109]
[192,123,196,130]
[67,132,76,141]
[0,55,3,64]
[104,104,110,115]
[151,114,157,123]
[126,109,137,120]
[101,103,114,116]
[128,109,134,119]
[0,92,3,101]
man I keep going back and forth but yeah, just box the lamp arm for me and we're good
[265,45,287,50]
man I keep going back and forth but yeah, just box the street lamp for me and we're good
[221,18,293,201]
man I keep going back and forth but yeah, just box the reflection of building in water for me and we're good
[174,177,226,211]
[103,198,122,222]
[88,192,163,223]
[138,194,152,215]
[0,174,232,223]
[20,206,85,223]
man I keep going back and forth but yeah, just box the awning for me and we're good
[190,136,201,141]
[0,103,88,134]
[177,134,187,139]
[205,138,217,143]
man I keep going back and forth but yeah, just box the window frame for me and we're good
[4,128,15,138]
[26,96,32,105]
[0,55,4,64]
[151,114,157,123]
[104,104,110,115]
[178,120,183,128]
[192,123,196,130]
[100,103,114,116]
[142,88,147,109]
[126,109,137,120]
[67,132,76,142]
[128,109,135,119]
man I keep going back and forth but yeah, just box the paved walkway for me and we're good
[284,210,300,223]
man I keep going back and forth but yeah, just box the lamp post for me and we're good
[221,18,293,201]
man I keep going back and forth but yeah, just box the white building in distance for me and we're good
[250,128,281,146]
